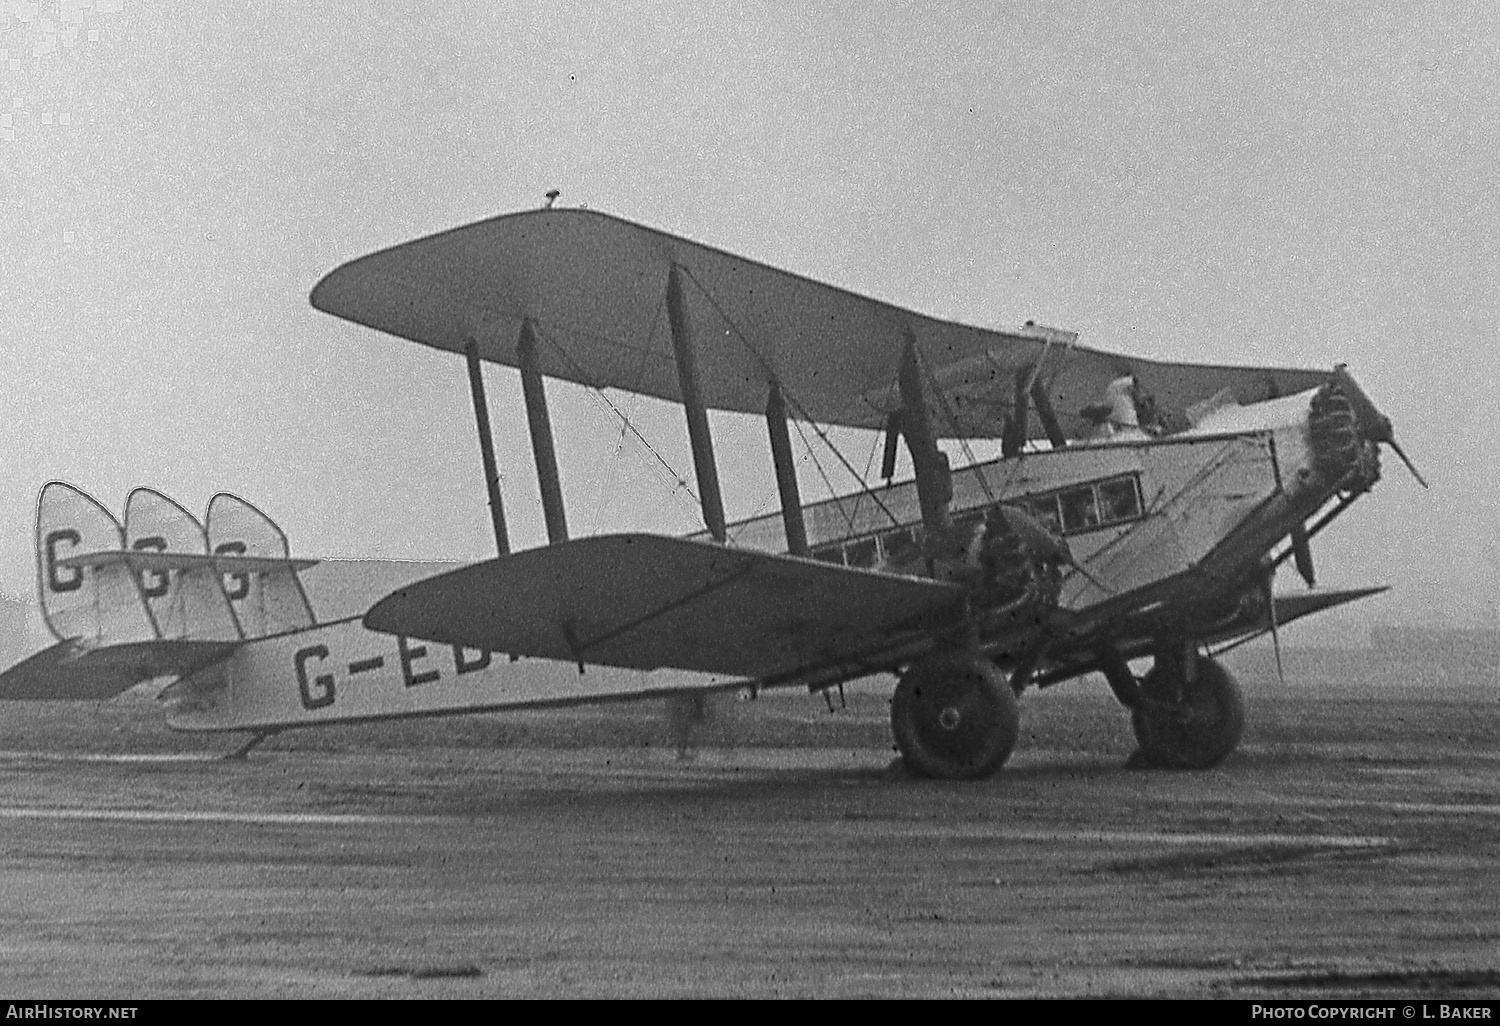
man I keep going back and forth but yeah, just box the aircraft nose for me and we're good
[1331,365,1427,488]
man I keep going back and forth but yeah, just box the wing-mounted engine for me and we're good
[966,506,1068,630]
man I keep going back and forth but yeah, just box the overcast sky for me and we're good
[2,1,1495,632]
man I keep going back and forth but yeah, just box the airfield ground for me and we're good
[0,669,1497,999]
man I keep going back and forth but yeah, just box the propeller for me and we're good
[1290,522,1315,587]
[1332,365,1428,489]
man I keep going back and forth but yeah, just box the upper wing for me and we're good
[363,533,963,682]
[310,208,1331,440]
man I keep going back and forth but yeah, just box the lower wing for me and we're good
[365,533,964,684]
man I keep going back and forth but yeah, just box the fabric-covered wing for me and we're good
[363,534,963,681]
[310,209,1331,439]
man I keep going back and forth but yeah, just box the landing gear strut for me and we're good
[1130,650,1245,769]
[224,730,277,761]
[891,655,1020,780]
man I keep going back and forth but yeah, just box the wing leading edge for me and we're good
[363,533,963,682]
[310,208,1331,440]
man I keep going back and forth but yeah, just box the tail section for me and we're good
[8,483,317,703]
[35,481,155,646]
[206,493,316,636]
[123,488,242,642]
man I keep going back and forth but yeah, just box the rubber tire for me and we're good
[891,656,1020,780]
[1131,657,1246,770]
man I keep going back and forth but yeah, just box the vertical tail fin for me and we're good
[122,488,242,642]
[206,493,316,635]
[35,482,156,645]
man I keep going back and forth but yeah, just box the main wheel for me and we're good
[891,655,1020,780]
[1131,656,1245,769]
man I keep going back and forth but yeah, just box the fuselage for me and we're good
[79,385,1384,734]
[699,385,1377,655]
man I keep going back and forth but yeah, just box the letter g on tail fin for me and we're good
[35,482,156,646]
[205,493,316,637]
[123,487,242,642]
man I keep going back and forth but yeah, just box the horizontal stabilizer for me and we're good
[59,550,318,574]
[0,638,239,701]
[1195,586,1388,655]
[1267,586,1387,630]
[365,534,962,682]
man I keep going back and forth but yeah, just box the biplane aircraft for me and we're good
[1,209,1423,777]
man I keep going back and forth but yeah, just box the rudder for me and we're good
[35,481,156,645]
[123,487,242,642]
[206,493,316,636]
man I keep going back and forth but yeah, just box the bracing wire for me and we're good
[726,482,786,545]
[791,415,860,537]
[790,415,902,530]
[840,427,888,532]
[676,265,902,531]
[530,322,703,533]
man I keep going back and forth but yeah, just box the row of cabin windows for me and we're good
[808,473,1144,569]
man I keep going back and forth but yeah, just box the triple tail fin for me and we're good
[123,488,242,642]
[35,481,155,646]
[206,493,316,636]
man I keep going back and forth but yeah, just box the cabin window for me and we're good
[1022,495,1063,533]
[1059,486,1101,533]
[1097,476,1142,524]
[811,472,1143,561]
[845,537,878,568]
[882,527,918,562]
[810,544,844,565]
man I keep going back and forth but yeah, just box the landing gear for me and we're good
[891,655,1019,780]
[223,730,277,761]
[1130,654,1245,769]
